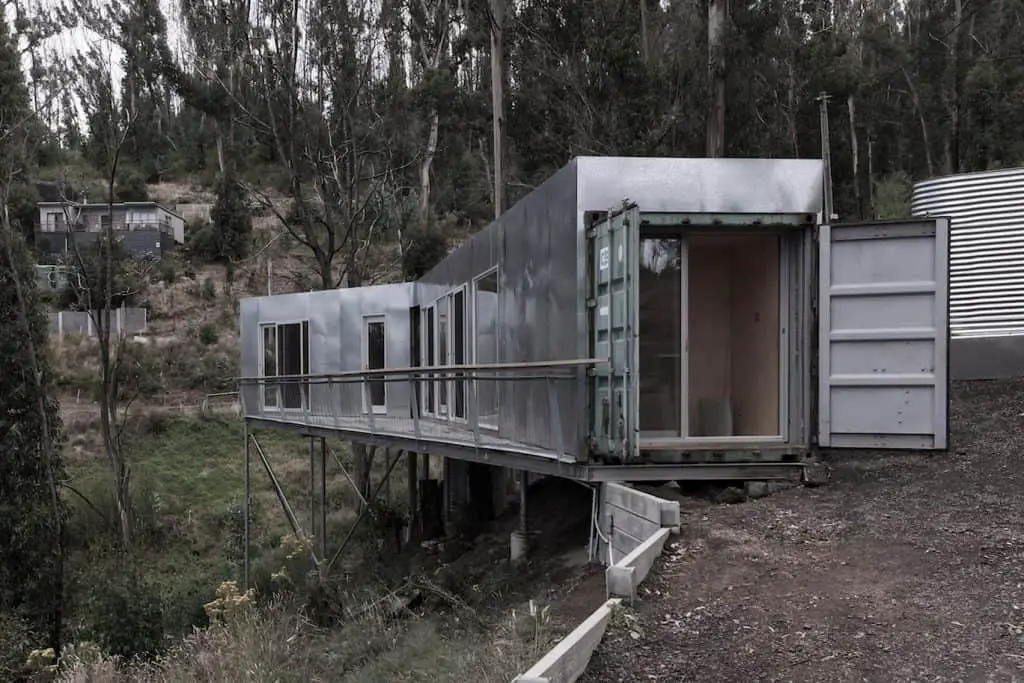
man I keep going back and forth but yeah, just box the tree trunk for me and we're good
[848,95,861,218]
[706,0,729,158]
[942,0,963,175]
[901,67,935,177]
[353,444,378,509]
[639,0,649,64]
[868,134,876,218]
[419,110,440,221]
[0,216,65,657]
[489,0,507,219]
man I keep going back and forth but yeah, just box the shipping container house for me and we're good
[240,157,951,482]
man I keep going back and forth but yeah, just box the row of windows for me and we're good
[418,268,499,426]
[257,267,501,421]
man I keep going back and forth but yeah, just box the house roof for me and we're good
[36,200,185,221]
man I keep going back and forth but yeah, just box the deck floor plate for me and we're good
[253,413,574,463]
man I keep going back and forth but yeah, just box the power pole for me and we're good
[489,0,507,219]
[817,92,836,221]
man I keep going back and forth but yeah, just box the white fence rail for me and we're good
[49,307,148,338]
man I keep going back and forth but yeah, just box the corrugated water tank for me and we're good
[912,167,1024,338]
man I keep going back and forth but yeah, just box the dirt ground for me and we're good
[582,379,1024,682]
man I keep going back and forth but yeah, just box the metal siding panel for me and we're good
[239,285,414,421]
[912,166,1024,338]
[575,157,825,215]
[406,161,578,456]
[818,219,950,450]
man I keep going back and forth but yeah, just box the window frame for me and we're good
[259,319,310,413]
[435,294,450,417]
[472,267,500,431]
[448,284,469,423]
[421,304,436,416]
[362,314,388,415]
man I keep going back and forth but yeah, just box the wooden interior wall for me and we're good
[687,234,781,437]
[687,243,732,434]
[729,235,780,435]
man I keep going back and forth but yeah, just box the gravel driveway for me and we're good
[581,379,1024,682]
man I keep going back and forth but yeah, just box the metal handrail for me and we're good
[237,357,606,383]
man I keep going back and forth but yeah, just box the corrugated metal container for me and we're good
[912,167,1024,338]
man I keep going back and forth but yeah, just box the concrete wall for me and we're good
[599,483,680,564]
[951,336,1024,381]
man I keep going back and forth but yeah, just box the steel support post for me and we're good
[243,420,251,589]
[308,437,315,543]
[407,451,418,543]
[511,469,528,563]
[319,437,327,559]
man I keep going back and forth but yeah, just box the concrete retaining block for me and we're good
[605,483,681,527]
[602,483,681,563]
[516,485,678,683]
[606,527,671,603]
[514,598,622,683]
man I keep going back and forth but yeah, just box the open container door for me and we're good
[588,203,640,461]
[818,218,950,450]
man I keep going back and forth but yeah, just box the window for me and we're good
[364,316,387,413]
[437,298,448,415]
[410,306,421,415]
[452,288,467,420]
[260,321,310,410]
[262,326,278,409]
[473,269,499,428]
[422,305,436,414]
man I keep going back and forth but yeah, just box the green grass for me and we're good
[57,414,556,681]
[61,415,319,649]
[127,415,248,516]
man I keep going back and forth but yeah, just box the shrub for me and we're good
[156,258,179,285]
[64,476,166,552]
[186,174,252,264]
[75,564,166,659]
[0,612,33,680]
[201,278,216,301]
[402,223,449,280]
[115,168,149,202]
[198,325,219,346]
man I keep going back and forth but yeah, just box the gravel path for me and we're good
[581,379,1024,682]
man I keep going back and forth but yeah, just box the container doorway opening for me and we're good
[638,228,787,448]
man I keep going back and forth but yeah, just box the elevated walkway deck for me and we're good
[240,361,809,483]
[247,411,586,478]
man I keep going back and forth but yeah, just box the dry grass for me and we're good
[56,589,561,683]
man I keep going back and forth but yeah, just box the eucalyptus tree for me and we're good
[0,9,66,661]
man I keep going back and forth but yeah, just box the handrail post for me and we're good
[410,374,422,443]
[365,376,377,431]
[332,377,341,429]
